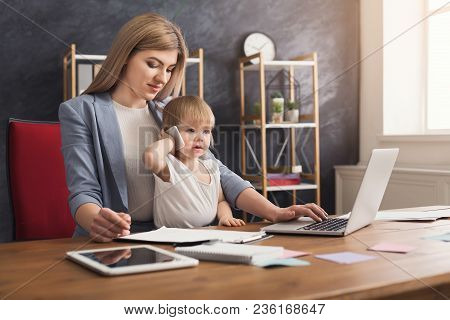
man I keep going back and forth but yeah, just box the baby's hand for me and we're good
[218,216,246,227]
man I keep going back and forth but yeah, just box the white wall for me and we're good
[335,165,450,214]
[383,0,426,135]
[336,0,450,213]
[359,0,384,165]
[359,0,450,169]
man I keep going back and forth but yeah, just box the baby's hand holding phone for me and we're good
[165,126,185,150]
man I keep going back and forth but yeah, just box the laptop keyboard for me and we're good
[299,218,348,231]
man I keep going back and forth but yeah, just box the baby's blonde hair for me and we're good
[163,96,215,146]
[163,96,215,130]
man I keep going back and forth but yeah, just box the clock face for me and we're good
[243,32,276,64]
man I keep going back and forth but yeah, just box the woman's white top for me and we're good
[113,100,160,221]
[153,154,220,228]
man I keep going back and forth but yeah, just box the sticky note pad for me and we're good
[423,232,450,242]
[315,252,376,264]
[368,242,415,254]
[281,249,311,259]
[253,258,310,268]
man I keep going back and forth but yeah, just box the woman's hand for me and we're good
[89,208,131,242]
[218,215,246,227]
[235,188,328,224]
[271,203,328,223]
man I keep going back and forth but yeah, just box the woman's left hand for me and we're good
[272,203,328,223]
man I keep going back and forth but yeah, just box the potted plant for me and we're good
[252,102,261,125]
[271,99,284,123]
[270,91,284,123]
[285,100,299,122]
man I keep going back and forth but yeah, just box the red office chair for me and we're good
[7,119,75,240]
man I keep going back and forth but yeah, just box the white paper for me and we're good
[119,226,267,244]
[375,209,450,221]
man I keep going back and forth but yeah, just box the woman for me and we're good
[59,13,327,242]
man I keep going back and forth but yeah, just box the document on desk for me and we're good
[117,227,269,244]
[376,207,450,221]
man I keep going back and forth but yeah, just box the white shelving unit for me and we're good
[239,52,321,215]
[63,43,204,100]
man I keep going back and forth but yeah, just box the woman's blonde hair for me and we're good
[163,96,215,131]
[83,13,188,100]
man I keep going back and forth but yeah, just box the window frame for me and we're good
[424,1,450,134]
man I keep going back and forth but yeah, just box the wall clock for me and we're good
[243,32,276,64]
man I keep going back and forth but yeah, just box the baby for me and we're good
[143,96,245,228]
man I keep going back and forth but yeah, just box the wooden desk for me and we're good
[1,220,449,299]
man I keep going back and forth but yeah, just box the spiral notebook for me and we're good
[175,242,283,265]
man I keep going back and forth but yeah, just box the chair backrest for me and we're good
[7,119,75,240]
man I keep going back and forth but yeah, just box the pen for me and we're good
[173,240,216,247]
[237,233,272,244]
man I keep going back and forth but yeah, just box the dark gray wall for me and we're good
[0,0,360,242]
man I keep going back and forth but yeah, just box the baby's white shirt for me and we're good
[153,154,220,228]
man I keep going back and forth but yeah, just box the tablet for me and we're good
[66,245,198,276]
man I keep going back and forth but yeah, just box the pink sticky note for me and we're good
[315,252,376,264]
[281,249,311,259]
[368,242,415,254]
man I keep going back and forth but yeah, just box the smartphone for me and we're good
[166,126,185,150]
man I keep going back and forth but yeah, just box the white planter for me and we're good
[285,109,299,122]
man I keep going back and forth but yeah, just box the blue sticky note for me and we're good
[252,258,310,268]
[423,232,450,242]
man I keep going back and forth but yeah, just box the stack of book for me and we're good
[267,173,301,186]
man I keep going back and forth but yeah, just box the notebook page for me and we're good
[119,227,267,244]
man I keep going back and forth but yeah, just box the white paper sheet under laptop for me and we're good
[263,148,399,236]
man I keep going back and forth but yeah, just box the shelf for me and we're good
[186,57,201,66]
[252,182,318,191]
[239,51,321,206]
[64,44,204,100]
[242,122,317,129]
[243,60,315,71]
[74,54,106,61]
[68,55,200,66]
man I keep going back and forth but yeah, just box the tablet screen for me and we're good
[80,247,176,268]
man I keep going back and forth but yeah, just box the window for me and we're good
[426,0,450,131]
[382,0,450,135]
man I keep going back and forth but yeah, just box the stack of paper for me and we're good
[117,227,268,244]
[376,206,450,221]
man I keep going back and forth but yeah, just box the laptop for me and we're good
[263,148,399,236]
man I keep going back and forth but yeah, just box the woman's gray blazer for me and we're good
[59,92,252,237]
